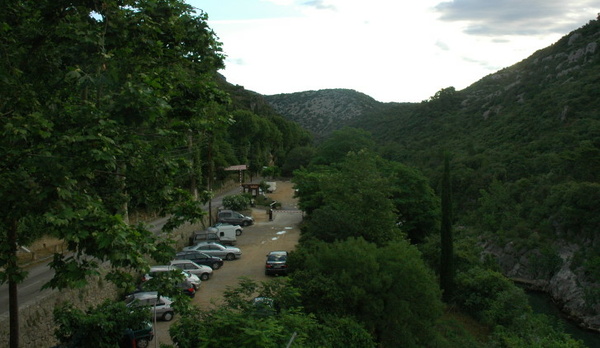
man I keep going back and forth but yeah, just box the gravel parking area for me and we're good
[154,180,302,345]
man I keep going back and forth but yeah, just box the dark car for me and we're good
[174,250,224,270]
[122,323,154,348]
[217,210,254,226]
[265,251,288,276]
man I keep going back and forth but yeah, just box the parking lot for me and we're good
[154,181,302,345]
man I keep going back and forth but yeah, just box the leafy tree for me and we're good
[311,127,375,165]
[290,237,443,347]
[291,167,330,215]
[222,194,252,211]
[281,146,316,176]
[0,1,226,346]
[303,151,401,246]
[53,299,151,348]
[381,159,440,244]
[170,278,375,347]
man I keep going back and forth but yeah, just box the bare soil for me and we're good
[154,180,302,345]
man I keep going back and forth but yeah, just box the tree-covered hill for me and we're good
[264,18,600,330]
[264,88,394,140]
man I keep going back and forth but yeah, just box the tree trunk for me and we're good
[8,219,19,348]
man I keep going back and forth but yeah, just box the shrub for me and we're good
[222,194,251,211]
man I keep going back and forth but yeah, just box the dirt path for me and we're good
[154,180,302,345]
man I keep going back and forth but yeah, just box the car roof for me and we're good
[149,265,176,271]
[171,259,199,265]
[129,291,159,301]
[194,241,224,247]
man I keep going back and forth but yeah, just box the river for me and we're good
[526,290,600,347]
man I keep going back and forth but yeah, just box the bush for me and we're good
[222,194,251,211]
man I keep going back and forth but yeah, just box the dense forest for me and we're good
[268,16,600,337]
[2,1,599,347]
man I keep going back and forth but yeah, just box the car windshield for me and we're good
[267,254,286,261]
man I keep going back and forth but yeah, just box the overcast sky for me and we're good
[186,0,599,102]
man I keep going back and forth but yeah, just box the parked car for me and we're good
[136,278,196,298]
[265,251,288,276]
[183,242,242,260]
[142,265,202,290]
[191,230,221,244]
[174,250,224,270]
[191,222,242,246]
[125,291,175,322]
[122,322,154,348]
[170,259,213,281]
[252,296,279,317]
[212,222,244,237]
[54,320,154,348]
[217,210,254,226]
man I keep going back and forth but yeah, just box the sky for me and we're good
[185,0,599,103]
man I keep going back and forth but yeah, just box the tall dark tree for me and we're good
[440,154,455,302]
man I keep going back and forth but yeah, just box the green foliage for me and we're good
[261,166,280,179]
[454,267,529,326]
[280,146,316,176]
[381,160,441,244]
[528,245,563,279]
[311,127,375,165]
[222,194,251,211]
[53,299,150,348]
[545,181,600,238]
[303,151,401,245]
[290,237,443,347]
[440,154,455,302]
[489,313,585,348]
[170,278,374,347]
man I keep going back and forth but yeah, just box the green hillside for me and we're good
[265,18,600,332]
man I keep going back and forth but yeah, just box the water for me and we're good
[526,290,600,348]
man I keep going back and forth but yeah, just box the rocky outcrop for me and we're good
[482,240,600,332]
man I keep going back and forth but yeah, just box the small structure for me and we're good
[242,183,261,197]
[224,164,248,191]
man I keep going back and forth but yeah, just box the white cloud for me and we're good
[189,0,599,102]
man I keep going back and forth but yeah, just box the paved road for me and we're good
[0,180,258,318]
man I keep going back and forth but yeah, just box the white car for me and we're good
[170,259,213,281]
[211,222,244,236]
[143,265,202,289]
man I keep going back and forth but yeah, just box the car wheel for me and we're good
[162,311,174,321]
[200,273,210,281]
[242,221,249,227]
[136,338,150,348]
[235,229,242,236]
[226,253,235,261]
[211,262,221,270]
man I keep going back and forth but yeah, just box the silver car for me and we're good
[125,291,175,321]
[170,259,213,281]
[143,265,202,289]
[182,242,242,260]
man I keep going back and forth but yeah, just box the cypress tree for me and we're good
[440,154,455,302]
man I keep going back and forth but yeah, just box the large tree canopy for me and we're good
[0,1,227,346]
[290,237,444,347]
